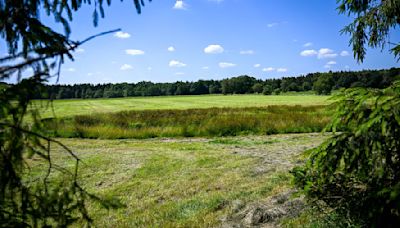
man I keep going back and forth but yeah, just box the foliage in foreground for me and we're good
[0,79,111,227]
[292,81,400,226]
[0,0,150,226]
[42,105,331,139]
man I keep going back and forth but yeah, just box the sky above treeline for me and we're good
[4,0,400,84]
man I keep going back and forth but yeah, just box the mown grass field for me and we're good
[31,134,328,227]
[31,94,337,226]
[33,94,331,119]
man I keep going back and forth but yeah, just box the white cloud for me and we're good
[240,50,254,55]
[173,1,187,10]
[120,64,133,70]
[87,72,93,76]
[277,68,288,72]
[114,31,131,39]
[219,62,236,68]
[67,68,76,72]
[254,64,261,68]
[301,48,338,58]
[267,22,279,28]
[324,61,337,69]
[202,66,209,70]
[168,46,175,52]
[340,50,350,56]
[303,42,313,47]
[169,60,186,67]
[175,72,185,75]
[262,67,275,72]
[147,67,152,71]
[318,48,338,59]
[204,44,224,54]
[125,49,145,55]
[75,48,85,53]
[300,49,318,57]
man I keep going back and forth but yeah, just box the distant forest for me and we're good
[3,68,399,99]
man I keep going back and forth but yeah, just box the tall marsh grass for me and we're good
[43,105,331,139]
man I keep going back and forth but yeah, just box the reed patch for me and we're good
[43,105,331,139]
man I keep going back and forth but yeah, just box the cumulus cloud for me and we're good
[168,46,175,52]
[175,72,185,75]
[120,64,133,70]
[202,66,209,70]
[114,31,131,39]
[340,51,350,56]
[254,64,261,68]
[125,49,145,55]
[300,49,318,57]
[173,1,187,10]
[240,50,254,55]
[300,48,338,59]
[219,62,236,68]
[303,42,313,47]
[75,48,85,53]
[262,67,275,72]
[318,48,337,59]
[66,68,76,72]
[277,68,288,72]
[204,44,224,54]
[267,22,279,28]
[169,60,186,67]
[324,61,337,69]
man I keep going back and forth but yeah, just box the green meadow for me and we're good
[30,94,338,226]
[33,94,331,118]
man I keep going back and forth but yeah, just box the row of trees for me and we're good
[13,67,399,99]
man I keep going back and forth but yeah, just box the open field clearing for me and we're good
[43,105,332,139]
[33,94,331,119]
[31,133,328,227]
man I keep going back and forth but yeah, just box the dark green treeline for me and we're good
[14,68,399,99]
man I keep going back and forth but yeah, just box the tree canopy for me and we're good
[15,68,397,99]
[338,0,400,62]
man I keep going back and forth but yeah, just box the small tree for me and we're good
[262,85,273,95]
[252,83,264,94]
[313,73,334,95]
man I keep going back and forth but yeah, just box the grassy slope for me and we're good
[33,94,331,119]
[34,134,326,227]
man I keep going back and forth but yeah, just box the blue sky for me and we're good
[6,0,400,84]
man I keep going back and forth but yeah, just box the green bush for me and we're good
[292,81,400,226]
